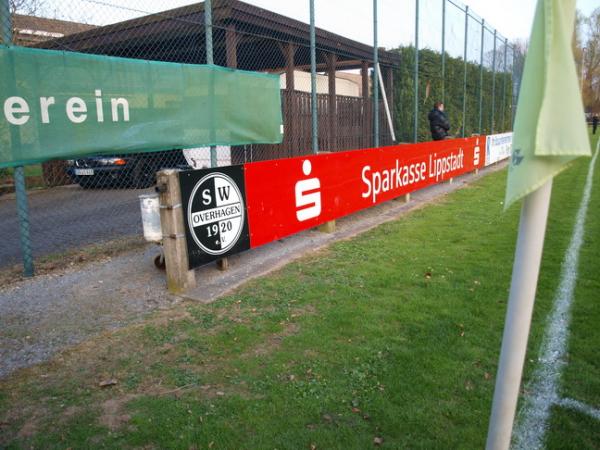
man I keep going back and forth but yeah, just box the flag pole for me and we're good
[486,179,553,450]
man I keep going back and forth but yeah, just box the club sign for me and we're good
[180,166,250,268]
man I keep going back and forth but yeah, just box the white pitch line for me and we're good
[513,143,600,450]
[557,397,600,421]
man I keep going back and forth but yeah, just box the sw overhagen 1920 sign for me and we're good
[180,166,250,268]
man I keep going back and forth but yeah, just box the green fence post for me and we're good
[204,1,213,68]
[310,0,318,154]
[414,0,419,143]
[373,0,379,147]
[441,0,446,104]
[1,0,34,277]
[478,18,484,134]
[462,5,468,138]
[13,168,34,276]
[491,29,497,134]
[204,0,217,167]
[501,37,508,131]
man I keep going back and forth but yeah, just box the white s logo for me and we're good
[474,143,480,166]
[295,160,322,222]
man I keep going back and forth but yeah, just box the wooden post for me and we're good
[156,169,196,293]
[319,221,336,233]
[395,192,410,203]
[285,42,296,91]
[327,53,337,151]
[361,60,370,99]
[216,258,229,271]
[225,24,238,69]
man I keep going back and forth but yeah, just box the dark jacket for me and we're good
[428,108,450,140]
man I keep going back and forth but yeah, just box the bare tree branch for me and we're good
[9,0,46,16]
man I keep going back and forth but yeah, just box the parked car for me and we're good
[66,150,190,189]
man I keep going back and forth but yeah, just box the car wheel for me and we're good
[132,160,156,189]
[154,253,166,270]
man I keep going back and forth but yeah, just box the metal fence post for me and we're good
[310,0,318,154]
[491,29,497,134]
[478,18,484,134]
[414,0,419,143]
[373,0,379,147]
[441,0,446,104]
[501,37,508,132]
[462,5,468,138]
[1,0,34,277]
[204,0,217,168]
[515,46,523,125]
[511,45,517,127]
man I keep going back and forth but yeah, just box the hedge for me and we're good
[390,46,513,142]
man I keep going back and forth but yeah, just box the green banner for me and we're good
[0,45,283,168]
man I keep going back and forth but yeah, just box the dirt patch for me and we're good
[7,404,51,440]
[249,321,301,357]
[62,405,83,420]
[99,395,137,431]
[17,419,38,439]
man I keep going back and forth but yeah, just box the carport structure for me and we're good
[41,0,400,162]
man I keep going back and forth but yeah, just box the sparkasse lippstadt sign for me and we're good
[0,45,283,168]
[180,137,488,268]
[245,137,483,247]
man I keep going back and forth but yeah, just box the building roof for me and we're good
[12,14,95,46]
[37,0,399,70]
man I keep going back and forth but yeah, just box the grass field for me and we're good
[543,130,600,449]
[0,132,598,449]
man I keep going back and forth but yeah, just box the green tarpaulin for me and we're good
[0,45,283,168]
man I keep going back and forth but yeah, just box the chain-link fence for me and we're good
[0,0,523,274]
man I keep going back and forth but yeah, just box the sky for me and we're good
[241,0,598,47]
[460,0,598,41]
[53,0,599,52]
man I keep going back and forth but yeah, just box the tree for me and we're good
[574,7,600,113]
[581,8,600,113]
[9,0,46,15]
[511,39,527,107]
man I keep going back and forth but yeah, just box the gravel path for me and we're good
[0,185,151,267]
[0,164,506,379]
[0,247,176,378]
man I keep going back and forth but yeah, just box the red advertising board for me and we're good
[244,136,485,248]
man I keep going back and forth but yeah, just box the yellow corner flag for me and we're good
[505,0,591,209]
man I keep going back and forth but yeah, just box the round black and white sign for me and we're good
[187,172,245,256]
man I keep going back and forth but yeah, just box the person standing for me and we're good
[593,114,599,135]
[428,101,451,141]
